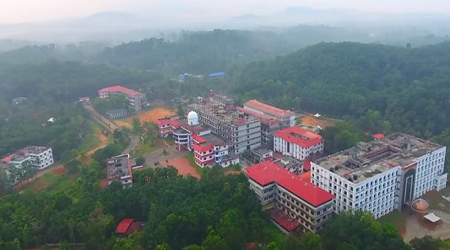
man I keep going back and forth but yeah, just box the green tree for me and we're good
[135,156,146,166]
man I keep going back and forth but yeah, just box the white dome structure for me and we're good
[187,111,199,125]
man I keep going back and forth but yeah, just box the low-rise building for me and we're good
[245,161,335,233]
[311,133,447,219]
[106,109,128,119]
[1,146,54,170]
[98,86,147,111]
[106,154,133,188]
[274,127,324,161]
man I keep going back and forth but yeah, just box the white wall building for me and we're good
[311,134,447,219]
[1,146,54,170]
[273,126,324,161]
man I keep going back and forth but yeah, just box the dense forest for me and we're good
[230,42,450,137]
[0,162,445,250]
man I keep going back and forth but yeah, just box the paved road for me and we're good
[83,103,119,132]
[144,144,189,166]
[123,135,141,154]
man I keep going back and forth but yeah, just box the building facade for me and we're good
[273,127,324,161]
[311,133,447,219]
[240,99,296,147]
[106,109,128,119]
[155,112,240,168]
[245,161,335,233]
[1,146,54,170]
[187,102,262,154]
[98,86,147,111]
[106,154,133,188]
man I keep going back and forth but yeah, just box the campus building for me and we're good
[273,126,324,161]
[311,133,447,219]
[187,101,262,154]
[1,146,54,170]
[239,99,296,147]
[98,86,147,111]
[155,112,240,168]
[245,161,335,234]
[106,154,133,188]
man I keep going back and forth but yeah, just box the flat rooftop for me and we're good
[178,120,210,134]
[201,133,227,147]
[252,146,273,156]
[107,154,131,180]
[314,133,444,183]
[187,102,259,126]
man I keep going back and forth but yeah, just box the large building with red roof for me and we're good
[242,99,296,147]
[273,126,324,161]
[245,160,334,233]
[98,85,147,111]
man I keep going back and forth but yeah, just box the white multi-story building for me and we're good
[311,133,447,219]
[1,146,54,170]
[245,161,335,234]
[273,127,324,161]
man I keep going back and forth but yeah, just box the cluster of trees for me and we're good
[93,94,128,114]
[230,42,450,136]
[0,162,447,250]
[0,104,91,160]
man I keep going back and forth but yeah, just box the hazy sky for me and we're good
[1,0,449,24]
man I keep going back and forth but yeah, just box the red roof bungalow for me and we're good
[115,219,142,236]
[373,133,385,140]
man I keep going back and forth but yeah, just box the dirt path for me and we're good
[84,129,109,160]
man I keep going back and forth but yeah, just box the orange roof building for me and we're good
[245,161,334,233]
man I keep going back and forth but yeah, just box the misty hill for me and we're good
[94,27,381,74]
[230,41,450,136]
[0,41,111,64]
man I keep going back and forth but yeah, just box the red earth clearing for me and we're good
[162,157,201,179]
[116,107,176,128]
[54,167,66,175]
[301,115,335,128]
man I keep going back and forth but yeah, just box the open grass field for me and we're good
[133,138,165,158]
[22,170,81,201]
[116,107,176,128]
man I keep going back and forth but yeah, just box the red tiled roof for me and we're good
[274,127,323,148]
[193,144,214,153]
[235,118,246,125]
[192,134,207,144]
[155,119,179,127]
[269,208,301,232]
[298,171,311,182]
[115,219,134,234]
[373,133,385,140]
[1,154,15,163]
[236,107,279,126]
[98,86,142,96]
[245,161,334,207]
[244,99,295,119]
